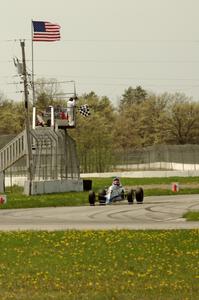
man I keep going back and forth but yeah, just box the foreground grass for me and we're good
[0,230,198,300]
[1,177,199,209]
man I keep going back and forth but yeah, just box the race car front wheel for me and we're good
[99,189,106,205]
[135,187,144,203]
[89,191,96,206]
[127,189,134,204]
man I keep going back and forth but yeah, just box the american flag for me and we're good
[32,21,61,42]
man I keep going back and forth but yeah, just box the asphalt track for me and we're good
[0,194,199,231]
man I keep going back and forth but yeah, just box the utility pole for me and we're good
[20,40,33,195]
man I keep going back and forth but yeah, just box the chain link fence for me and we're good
[114,144,199,171]
[1,134,199,178]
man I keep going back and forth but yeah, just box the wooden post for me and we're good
[20,40,33,195]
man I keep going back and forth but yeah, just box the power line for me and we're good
[1,38,199,43]
[61,39,199,44]
[57,75,199,81]
[4,75,199,87]
[77,82,199,88]
[8,80,199,89]
[31,59,199,64]
[2,58,199,64]
[3,58,199,63]
[6,76,199,82]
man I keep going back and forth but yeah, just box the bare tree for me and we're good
[34,78,65,109]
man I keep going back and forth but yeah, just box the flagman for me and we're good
[67,97,76,126]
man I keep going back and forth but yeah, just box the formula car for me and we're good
[88,185,144,206]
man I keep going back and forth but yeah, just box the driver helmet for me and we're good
[113,177,120,186]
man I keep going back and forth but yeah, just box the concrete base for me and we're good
[24,179,83,195]
[0,172,5,193]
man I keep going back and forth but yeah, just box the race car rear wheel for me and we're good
[135,187,144,203]
[99,189,106,205]
[88,191,96,206]
[127,189,134,204]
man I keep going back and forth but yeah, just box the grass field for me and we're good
[0,178,198,299]
[0,230,198,300]
[183,211,199,221]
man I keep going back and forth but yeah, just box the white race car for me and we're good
[88,184,144,206]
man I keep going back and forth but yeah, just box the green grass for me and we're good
[89,176,199,190]
[2,185,88,209]
[183,211,199,221]
[1,176,199,209]
[0,230,198,300]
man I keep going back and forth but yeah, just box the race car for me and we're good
[88,183,144,206]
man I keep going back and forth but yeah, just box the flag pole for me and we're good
[31,20,36,107]
[31,20,36,129]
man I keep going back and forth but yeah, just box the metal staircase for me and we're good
[0,128,79,180]
[0,127,80,196]
[0,130,27,172]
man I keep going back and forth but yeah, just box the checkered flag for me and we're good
[78,104,90,117]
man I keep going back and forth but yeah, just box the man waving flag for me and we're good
[32,21,61,42]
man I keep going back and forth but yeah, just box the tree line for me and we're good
[0,81,199,172]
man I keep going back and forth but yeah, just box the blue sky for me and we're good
[1,0,199,104]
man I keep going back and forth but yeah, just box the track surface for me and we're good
[0,194,199,231]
